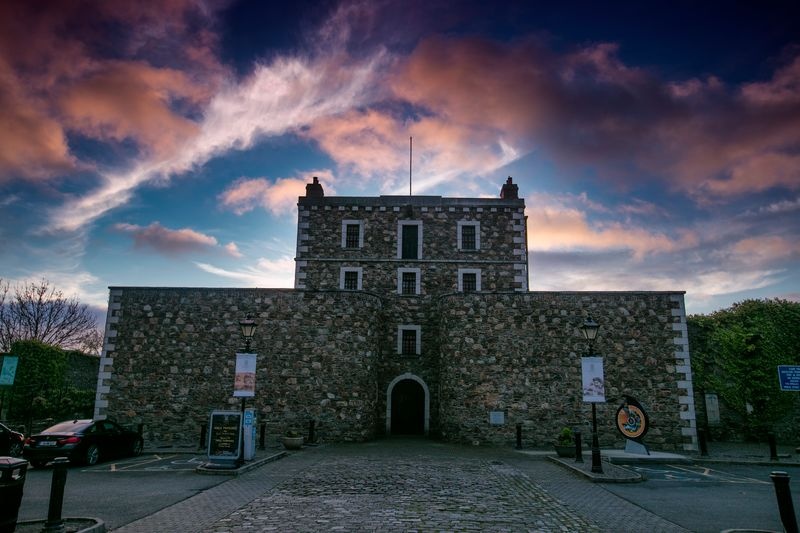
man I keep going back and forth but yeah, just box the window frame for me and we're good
[397,268,421,295]
[458,268,482,293]
[397,220,423,259]
[339,267,363,290]
[457,220,481,251]
[341,220,365,249]
[397,325,422,355]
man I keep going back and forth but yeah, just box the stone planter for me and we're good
[282,436,303,450]
[554,445,575,458]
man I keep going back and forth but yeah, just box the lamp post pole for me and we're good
[581,317,603,474]
[237,316,257,468]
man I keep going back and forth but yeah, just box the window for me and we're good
[339,267,362,290]
[397,268,421,295]
[458,268,482,292]
[341,220,364,249]
[457,221,480,251]
[397,221,423,259]
[397,325,422,355]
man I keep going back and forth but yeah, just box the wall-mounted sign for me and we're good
[581,357,605,403]
[778,365,800,391]
[489,411,505,425]
[616,396,649,441]
[207,410,241,464]
[233,353,256,397]
[704,393,720,425]
[0,356,18,386]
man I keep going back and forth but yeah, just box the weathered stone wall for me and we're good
[96,288,384,446]
[437,291,696,452]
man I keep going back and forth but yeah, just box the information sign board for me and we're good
[0,355,18,386]
[778,365,800,391]
[207,410,241,464]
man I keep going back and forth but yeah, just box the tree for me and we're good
[688,299,800,440]
[0,278,100,353]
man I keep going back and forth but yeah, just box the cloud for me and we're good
[525,193,696,259]
[195,256,295,287]
[113,222,240,257]
[219,170,336,216]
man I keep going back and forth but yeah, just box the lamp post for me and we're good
[581,317,603,474]
[236,315,257,467]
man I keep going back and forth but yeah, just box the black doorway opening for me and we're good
[390,379,425,435]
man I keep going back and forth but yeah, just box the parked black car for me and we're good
[0,421,24,457]
[23,419,143,467]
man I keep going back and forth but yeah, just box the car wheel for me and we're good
[30,460,47,469]
[9,441,22,457]
[84,444,100,466]
[130,437,143,457]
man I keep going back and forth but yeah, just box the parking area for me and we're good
[624,463,771,484]
[85,453,208,473]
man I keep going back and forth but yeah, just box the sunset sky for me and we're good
[1,0,799,318]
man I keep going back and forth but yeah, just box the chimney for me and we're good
[500,176,518,199]
[305,176,324,197]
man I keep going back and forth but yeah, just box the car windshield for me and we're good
[42,420,93,434]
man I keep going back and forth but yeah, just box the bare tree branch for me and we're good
[0,278,101,353]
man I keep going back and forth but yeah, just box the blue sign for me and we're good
[778,365,800,391]
[0,356,18,386]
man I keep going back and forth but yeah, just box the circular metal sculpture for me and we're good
[616,396,649,441]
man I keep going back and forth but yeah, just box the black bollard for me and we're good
[698,428,708,457]
[515,423,522,450]
[308,420,316,444]
[43,457,69,533]
[768,432,779,461]
[574,430,583,463]
[199,424,207,450]
[770,471,798,533]
[259,423,266,450]
[137,423,144,436]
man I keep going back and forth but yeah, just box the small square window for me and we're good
[343,271,359,290]
[397,325,421,355]
[462,273,477,293]
[339,267,362,290]
[341,220,364,249]
[457,221,480,251]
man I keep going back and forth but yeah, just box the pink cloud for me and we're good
[219,171,336,216]
[113,221,238,256]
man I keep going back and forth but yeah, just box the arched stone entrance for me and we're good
[386,373,430,436]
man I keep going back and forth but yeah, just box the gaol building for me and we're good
[94,177,698,451]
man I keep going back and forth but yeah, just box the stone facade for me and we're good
[94,177,697,451]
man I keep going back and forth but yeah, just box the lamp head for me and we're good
[581,317,599,341]
[239,315,257,341]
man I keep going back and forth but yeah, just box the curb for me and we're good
[195,451,288,476]
[15,517,105,533]
[547,456,643,483]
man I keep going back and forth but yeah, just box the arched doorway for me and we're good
[386,373,429,436]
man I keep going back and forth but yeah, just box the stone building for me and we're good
[94,177,698,451]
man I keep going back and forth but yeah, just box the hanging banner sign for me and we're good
[616,396,649,441]
[0,355,19,386]
[581,356,605,403]
[233,353,256,397]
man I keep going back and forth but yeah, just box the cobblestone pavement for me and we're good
[205,440,686,533]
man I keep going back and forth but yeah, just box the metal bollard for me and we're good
[770,471,798,533]
[199,424,207,450]
[309,420,316,444]
[515,423,522,450]
[574,430,583,463]
[259,423,266,450]
[698,428,708,457]
[768,432,779,461]
[43,457,69,533]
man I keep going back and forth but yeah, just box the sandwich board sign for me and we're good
[206,410,241,467]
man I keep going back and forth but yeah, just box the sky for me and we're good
[1,0,799,320]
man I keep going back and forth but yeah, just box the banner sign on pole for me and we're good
[0,356,19,386]
[233,353,256,397]
[581,356,605,403]
[778,365,800,391]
